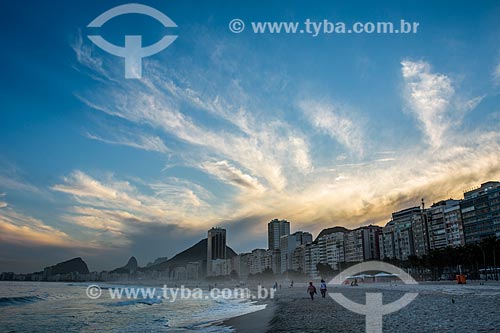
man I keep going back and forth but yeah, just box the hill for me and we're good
[109,256,138,274]
[44,257,90,275]
[145,238,237,271]
[315,226,349,241]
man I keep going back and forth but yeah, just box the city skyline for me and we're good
[2,179,498,277]
[1,0,500,273]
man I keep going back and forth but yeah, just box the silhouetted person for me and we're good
[320,279,327,298]
[307,281,317,300]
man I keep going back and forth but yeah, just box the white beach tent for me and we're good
[345,274,374,282]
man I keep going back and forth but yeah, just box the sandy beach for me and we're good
[223,281,500,332]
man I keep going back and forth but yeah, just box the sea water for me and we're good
[0,281,266,332]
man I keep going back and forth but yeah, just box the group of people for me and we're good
[307,279,328,300]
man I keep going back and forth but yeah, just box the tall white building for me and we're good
[247,249,270,275]
[304,242,321,279]
[317,231,345,270]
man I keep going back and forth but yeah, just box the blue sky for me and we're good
[1,0,500,272]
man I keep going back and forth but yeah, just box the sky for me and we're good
[1,0,500,273]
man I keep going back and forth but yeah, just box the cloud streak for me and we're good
[46,41,500,254]
[201,160,265,192]
[401,60,455,148]
[300,100,364,156]
[86,132,169,153]
[0,204,91,248]
[51,170,227,247]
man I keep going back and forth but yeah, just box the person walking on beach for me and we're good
[320,279,327,298]
[307,281,317,300]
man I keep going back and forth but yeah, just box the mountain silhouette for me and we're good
[110,256,138,274]
[144,238,237,271]
[44,257,89,275]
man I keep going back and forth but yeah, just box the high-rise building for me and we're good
[359,225,382,260]
[291,245,306,273]
[269,249,281,274]
[317,230,345,270]
[280,231,312,273]
[344,229,364,263]
[304,242,321,279]
[207,227,227,260]
[268,219,290,250]
[380,220,395,260]
[207,227,227,276]
[380,206,428,260]
[460,181,500,244]
[444,202,465,247]
[247,249,269,275]
[231,253,250,280]
[343,226,382,263]
[427,199,464,250]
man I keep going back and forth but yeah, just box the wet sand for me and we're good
[222,301,276,333]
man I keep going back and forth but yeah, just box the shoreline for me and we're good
[220,299,276,333]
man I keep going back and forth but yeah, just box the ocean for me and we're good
[0,281,266,332]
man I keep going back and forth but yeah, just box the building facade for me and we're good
[207,227,227,276]
[427,199,464,250]
[268,219,290,250]
[317,231,345,270]
[280,231,312,273]
[380,207,424,260]
[461,181,500,244]
[444,202,465,247]
[304,242,321,279]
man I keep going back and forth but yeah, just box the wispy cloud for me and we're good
[299,100,364,156]
[51,170,222,246]
[74,54,312,192]
[0,204,92,248]
[66,37,500,249]
[201,160,265,192]
[494,59,500,84]
[401,60,455,148]
[85,132,169,153]
[401,60,484,149]
[71,32,116,82]
[0,162,42,195]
